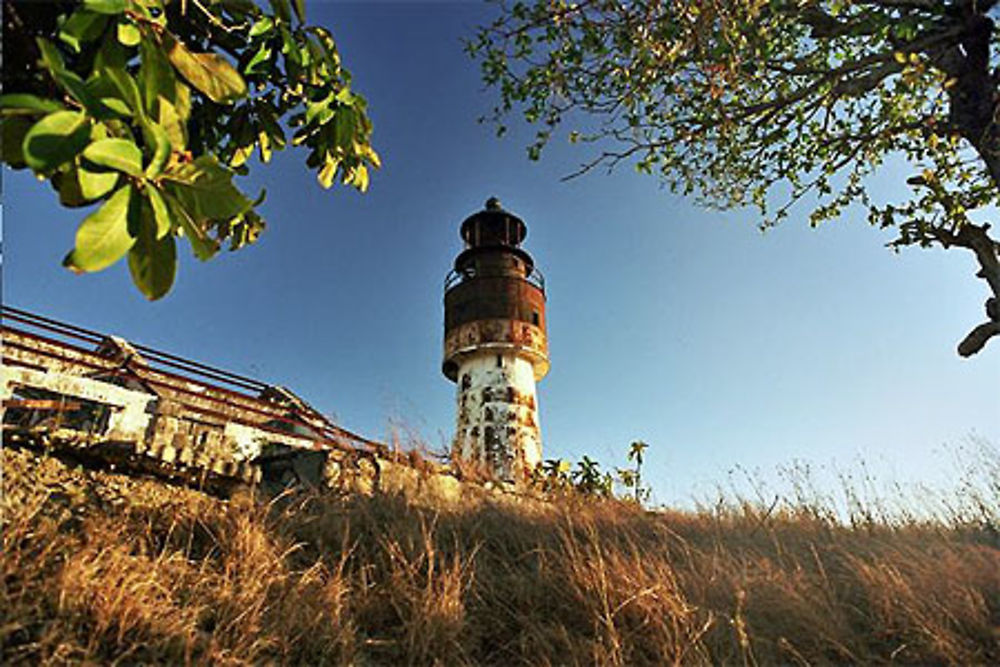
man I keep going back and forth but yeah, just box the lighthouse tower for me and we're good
[443,198,549,483]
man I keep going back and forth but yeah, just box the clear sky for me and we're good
[3,2,997,508]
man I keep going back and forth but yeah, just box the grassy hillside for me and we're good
[2,445,998,665]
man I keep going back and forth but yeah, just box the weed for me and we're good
[3,444,998,665]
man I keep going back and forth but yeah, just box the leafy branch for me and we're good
[1,0,380,299]
[469,0,1000,356]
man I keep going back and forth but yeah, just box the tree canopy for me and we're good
[469,0,1000,356]
[1,0,379,299]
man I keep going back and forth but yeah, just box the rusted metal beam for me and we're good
[1,306,105,344]
[3,399,83,411]
[2,306,267,392]
[2,333,271,410]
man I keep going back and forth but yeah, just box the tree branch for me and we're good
[932,222,1000,356]
[958,320,1000,356]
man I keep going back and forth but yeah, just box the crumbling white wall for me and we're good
[453,352,541,481]
[1,366,155,439]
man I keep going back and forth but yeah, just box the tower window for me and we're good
[496,354,503,368]
[531,311,540,326]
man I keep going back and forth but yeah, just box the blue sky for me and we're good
[3,2,997,507]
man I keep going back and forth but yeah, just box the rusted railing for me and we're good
[444,266,545,294]
[1,305,385,455]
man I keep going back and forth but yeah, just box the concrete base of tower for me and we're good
[452,352,541,482]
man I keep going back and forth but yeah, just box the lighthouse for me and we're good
[443,198,549,483]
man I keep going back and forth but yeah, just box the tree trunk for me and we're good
[933,9,1000,355]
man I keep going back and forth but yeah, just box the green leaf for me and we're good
[360,143,381,169]
[268,0,292,24]
[333,105,357,149]
[248,16,274,38]
[54,165,88,207]
[83,0,126,14]
[22,111,91,172]
[94,33,128,70]
[258,106,285,148]
[226,208,265,249]
[245,43,272,74]
[305,35,328,76]
[55,157,119,206]
[98,97,132,117]
[59,10,109,53]
[128,198,177,299]
[292,0,306,24]
[88,122,109,143]
[318,157,339,188]
[117,21,141,47]
[143,122,171,178]
[86,73,133,118]
[174,79,192,121]
[64,184,137,272]
[305,97,333,126]
[83,138,143,177]
[165,35,247,104]
[139,39,177,114]
[164,156,252,220]
[146,185,173,238]
[36,39,104,115]
[229,144,254,167]
[78,164,120,200]
[354,165,370,192]
[278,24,299,65]
[0,117,33,167]
[307,27,341,70]
[0,94,66,115]
[254,128,269,162]
[162,190,218,260]
[103,68,145,121]
[157,97,187,150]
[36,37,67,72]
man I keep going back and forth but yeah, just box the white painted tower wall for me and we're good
[453,352,541,481]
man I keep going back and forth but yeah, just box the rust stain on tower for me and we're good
[443,198,549,483]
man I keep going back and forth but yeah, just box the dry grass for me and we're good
[2,445,998,665]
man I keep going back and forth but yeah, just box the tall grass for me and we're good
[3,444,998,665]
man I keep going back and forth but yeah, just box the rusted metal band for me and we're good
[2,306,267,392]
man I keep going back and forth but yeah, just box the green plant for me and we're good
[535,457,572,493]
[573,455,613,497]
[617,440,651,505]
[1,0,379,299]
[626,440,650,504]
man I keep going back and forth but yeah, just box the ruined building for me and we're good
[0,306,387,493]
[443,198,550,482]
